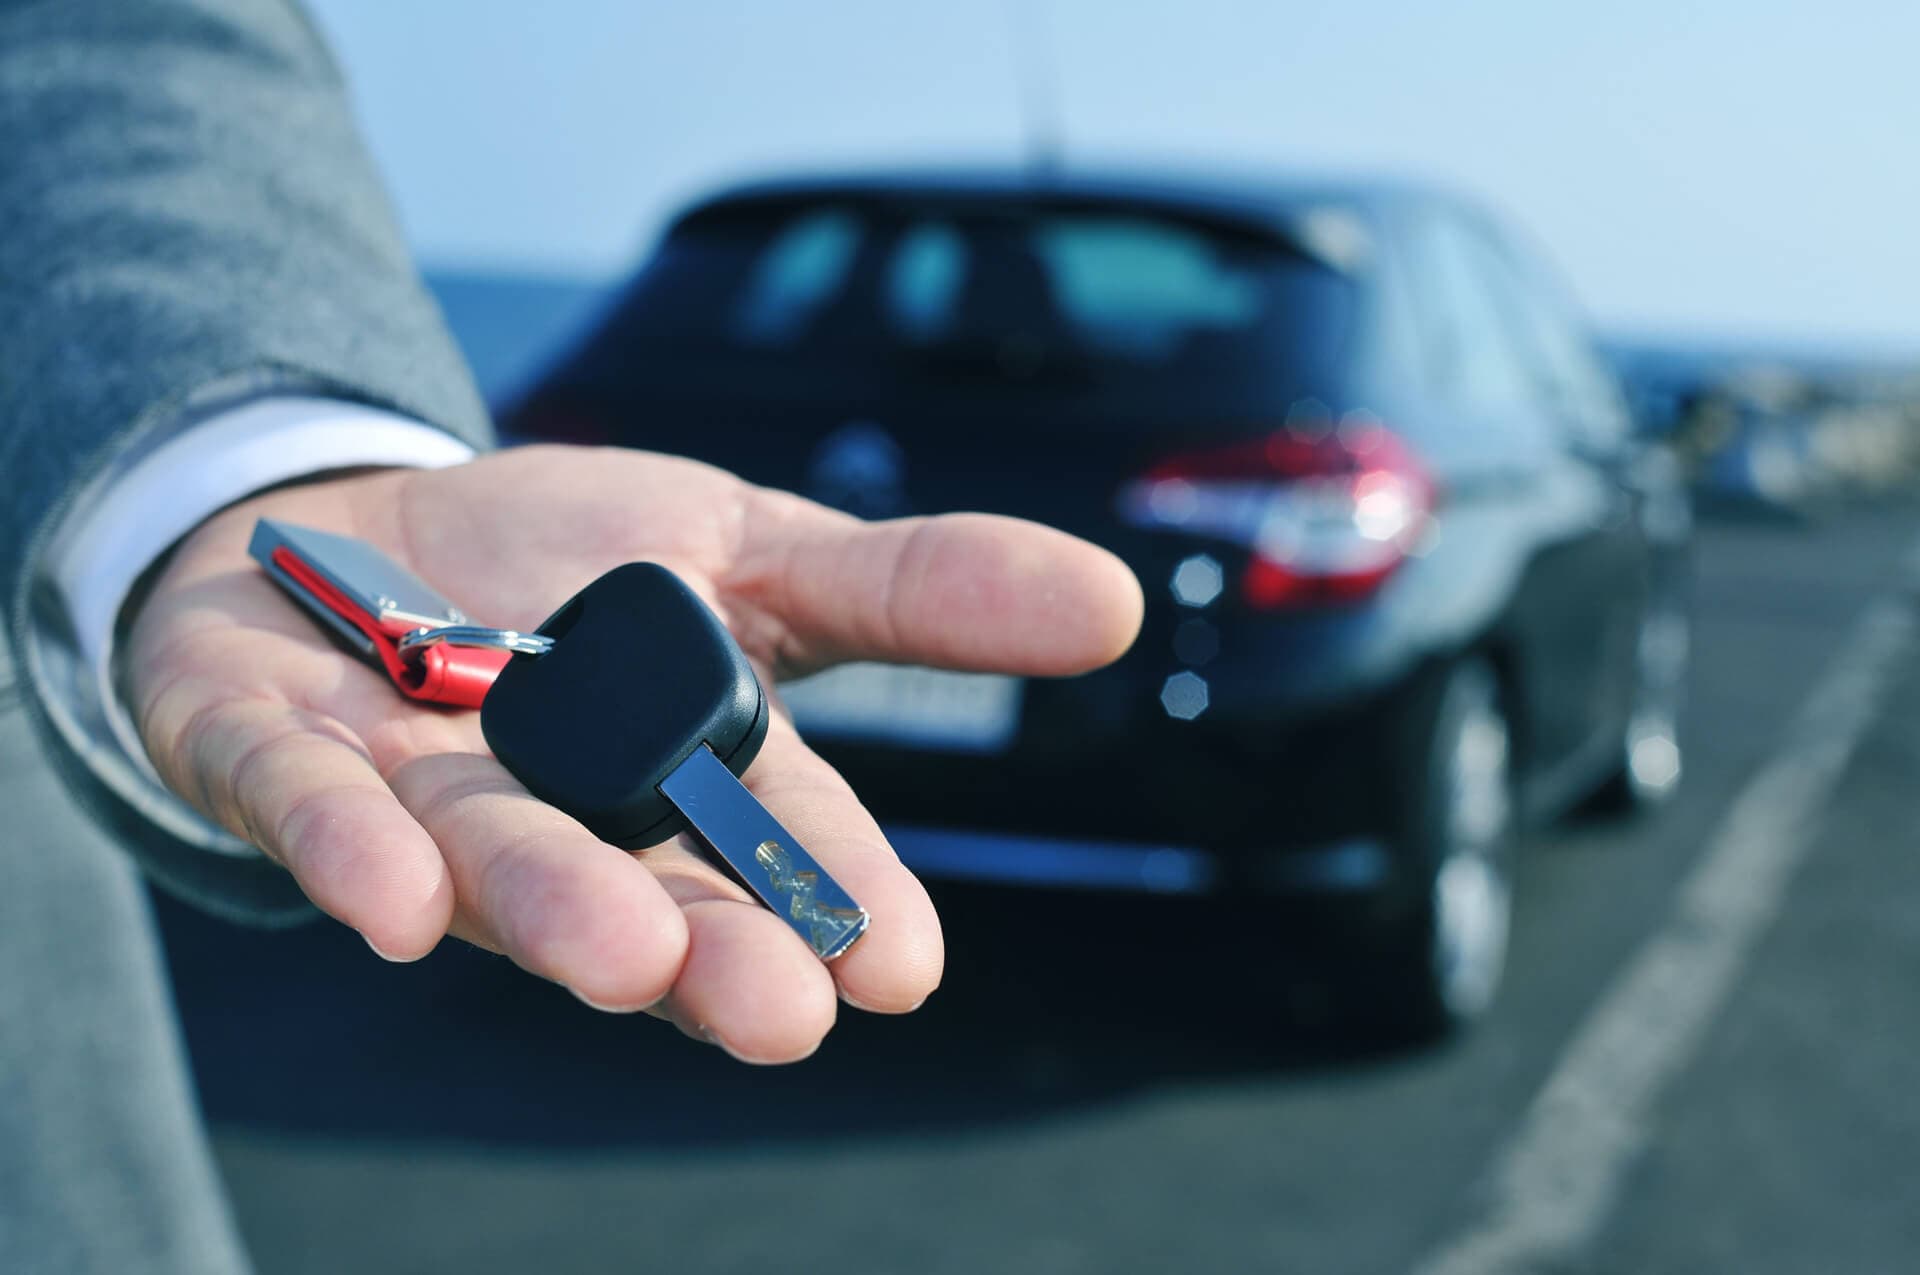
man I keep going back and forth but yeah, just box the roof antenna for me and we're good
[1006,0,1063,178]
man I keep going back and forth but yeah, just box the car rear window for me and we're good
[610,199,1361,417]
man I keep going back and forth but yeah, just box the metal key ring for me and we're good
[398,624,554,662]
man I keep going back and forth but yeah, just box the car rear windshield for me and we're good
[611,199,1361,416]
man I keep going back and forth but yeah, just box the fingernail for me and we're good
[839,988,930,1014]
[572,988,646,1014]
[709,1032,822,1066]
[363,934,421,964]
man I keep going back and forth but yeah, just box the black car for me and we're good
[509,167,1691,1036]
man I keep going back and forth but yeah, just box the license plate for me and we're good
[781,662,1023,753]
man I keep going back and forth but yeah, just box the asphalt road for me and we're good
[154,502,1920,1275]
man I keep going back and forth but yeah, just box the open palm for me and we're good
[127,445,1142,1062]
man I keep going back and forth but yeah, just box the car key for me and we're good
[480,562,870,960]
[251,521,870,961]
[249,518,536,707]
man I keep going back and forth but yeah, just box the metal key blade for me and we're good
[659,745,870,961]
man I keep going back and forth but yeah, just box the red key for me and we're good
[248,519,522,709]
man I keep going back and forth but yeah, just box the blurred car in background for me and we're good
[1606,338,1920,520]
[507,168,1691,1038]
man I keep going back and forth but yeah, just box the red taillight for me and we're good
[1119,421,1436,609]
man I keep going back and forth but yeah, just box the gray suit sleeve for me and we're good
[0,0,494,922]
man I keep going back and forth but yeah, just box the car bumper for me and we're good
[883,825,1398,896]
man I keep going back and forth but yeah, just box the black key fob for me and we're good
[481,563,770,848]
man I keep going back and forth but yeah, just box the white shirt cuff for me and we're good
[40,395,476,845]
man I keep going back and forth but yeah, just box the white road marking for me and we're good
[1414,574,1920,1275]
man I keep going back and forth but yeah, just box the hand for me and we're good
[128,445,1142,1062]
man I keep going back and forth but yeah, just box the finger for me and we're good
[648,886,840,1064]
[384,753,689,1012]
[512,715,936,1056]
[726,492,1144,677]
[631,722,903,1060]
[724,713,943,1015]
[143,687,453,960]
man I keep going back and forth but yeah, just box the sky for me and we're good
[307,1,1920,353]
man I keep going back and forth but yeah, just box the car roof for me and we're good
[670,163,1456,240]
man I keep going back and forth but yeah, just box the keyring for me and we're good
[398,624,555,662]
